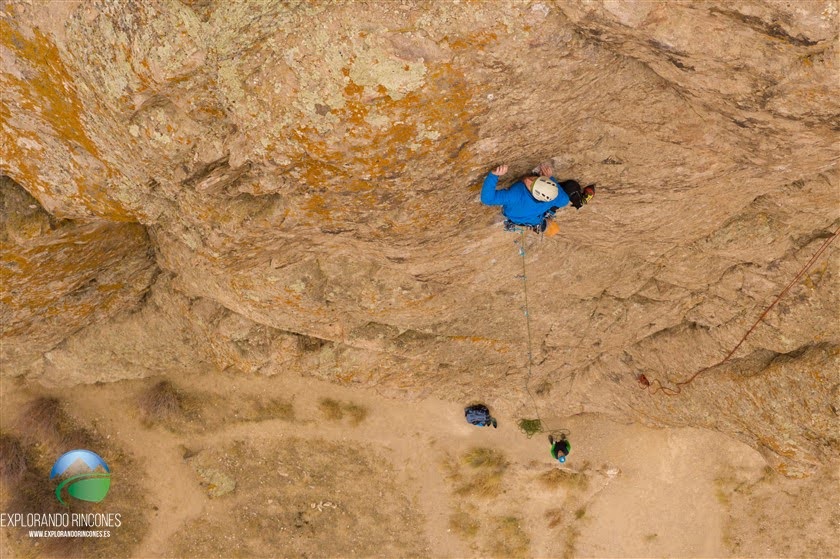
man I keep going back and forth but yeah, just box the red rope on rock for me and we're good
[639,225,839,396]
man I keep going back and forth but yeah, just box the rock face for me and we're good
[1,0,837,476]
[0,176,157,369]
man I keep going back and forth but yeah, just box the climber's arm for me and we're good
[480,166,515,206]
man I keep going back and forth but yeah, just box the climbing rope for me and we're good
[514,228,568,439]
[639,224,840,396]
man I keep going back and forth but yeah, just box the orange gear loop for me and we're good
[639,224,840,396]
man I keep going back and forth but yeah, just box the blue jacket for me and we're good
[480,173,570,226]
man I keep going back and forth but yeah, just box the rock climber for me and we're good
[480,162,595,234]
[548,434,571,463]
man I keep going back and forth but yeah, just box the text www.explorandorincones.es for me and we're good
[28,530,111,538]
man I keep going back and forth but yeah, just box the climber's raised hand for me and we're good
[492,165,508,176]
[539,162,553,177]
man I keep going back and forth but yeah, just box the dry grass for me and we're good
[453,448,508,498]
[544,508,564,529]
[172,436,427,558]
[137,381,219,432]
[461,447,507,469]
[440,454,461,480]
[245,396,295,422]
[17,396,95,449]
[0,433,28,483]
[344,402,368,425]
[538,467,590,491]
[319,398,345,420]
[455,472,502,499]
[455,470,506,498]
[714,474,751,507]
[18,396,67,434]
[7,463,60,521]
[534,381,552,396]
[563,524,582,559]
[449,507,480,539]
[139,380,183,421]
[5,397,148,558]
[318,398,369,425]
[486,516,530,558]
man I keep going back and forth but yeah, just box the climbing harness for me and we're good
[640,224,840,396]
[505,219,545,235]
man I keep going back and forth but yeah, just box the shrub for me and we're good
[538,468,589,491]
[18,397,94,449]
[139,380,183,420]
[0,433,28,483]
[487,516,529,558]
[344,402,368,425]
[454,448,508,498]
[449,509,480,538]
[318,398,344,420]
[318,398,368,425]
[544,508,564,529]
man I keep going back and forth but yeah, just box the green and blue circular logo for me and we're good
[49,450,111,506]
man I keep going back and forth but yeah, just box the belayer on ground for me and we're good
[480,162,595,235]
[549,434,571,463]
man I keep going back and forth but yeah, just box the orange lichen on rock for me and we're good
[287,59,475,223]
[0,22,132,220]
[0,24,99,157]
[0,223,153,336]
[446,30,499,51]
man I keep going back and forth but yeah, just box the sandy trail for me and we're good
[50,367,772,558]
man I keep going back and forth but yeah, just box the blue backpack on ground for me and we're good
[465,404,497,428]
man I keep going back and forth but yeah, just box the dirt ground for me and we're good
[1,368,837,558]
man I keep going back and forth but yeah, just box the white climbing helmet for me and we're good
[530,176,559,202]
